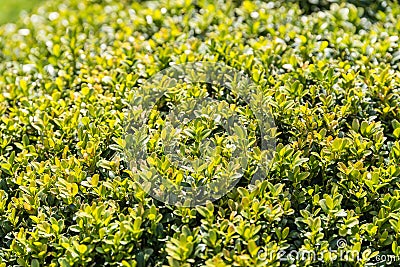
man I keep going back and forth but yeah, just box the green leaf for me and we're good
[394,128,400,139]
[91,174,99,187]
[20,79,27,91]
[31,259,40,267]
[325,195,334,210]
[76,244,87,254]
[58,258,70,267]
[71,183,79,196]
[247,239,259,257]
[136,252,145,267]
[282,227,289,239]
[352,118,360,131]
[320,41,329,51]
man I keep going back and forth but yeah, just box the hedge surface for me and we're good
[1,0,400,266]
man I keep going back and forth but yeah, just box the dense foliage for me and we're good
[1,0,400,266]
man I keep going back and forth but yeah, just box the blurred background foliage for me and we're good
[0,0,392,25]
[293,0,389,18]
[0,0,44,24]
